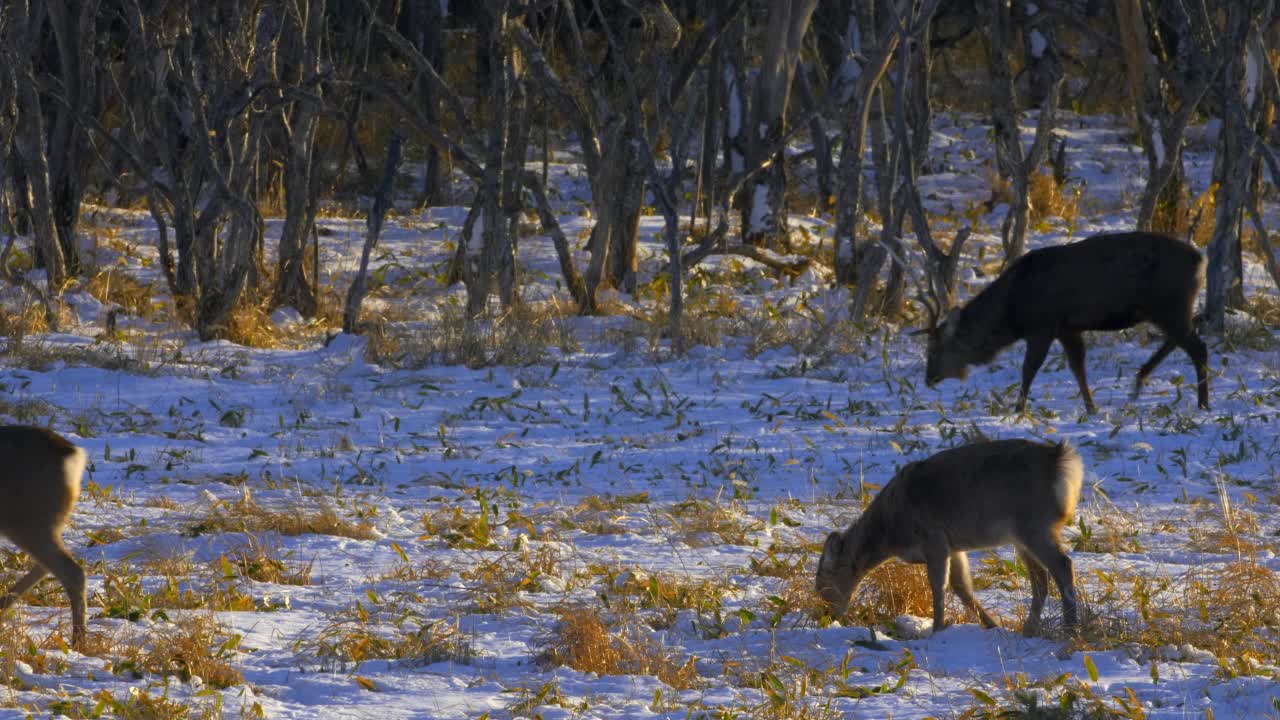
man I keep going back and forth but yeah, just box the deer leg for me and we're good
[1015,546,1049,636]
[1021,530,1077,633]
[1058,331,1096,414]
[1017,334,1054,413]
[1133,338,1177,401]
[924,541,952,633]
[1178,334,1210,410]
[14,534,86,648]
[948,552,997,629]
[0,565,49,609]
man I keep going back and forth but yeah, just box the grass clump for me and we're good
[1028,170,1081,226]
[85,268,154,319]
[845,560,935,627]
[221,536,313,586]
[610,568,729,617]
[1074,559,1280,670]
[187,492,376,541]
[50,688,216,720]
[96,562,259,617]
[394,300,579,368]
[540,607,700,690]
[299,604,473,672]
[107,614,245,689]
[665,497,762,547]
[748,542,828,622]
[458,546,568,613]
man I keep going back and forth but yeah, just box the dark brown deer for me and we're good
[815,439,1082,636]
[920,231,1209,413]
[0,426,88,647]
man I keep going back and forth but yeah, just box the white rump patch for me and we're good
[1054,443,1084,518]
[63,447,87,507]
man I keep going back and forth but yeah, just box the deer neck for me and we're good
[954,287,1019,365]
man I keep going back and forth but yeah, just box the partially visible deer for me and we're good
[0,426,87,647]
[816,439,1082,636]
[918,231,1209,413]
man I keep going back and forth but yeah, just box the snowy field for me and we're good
[1,113,1280,719]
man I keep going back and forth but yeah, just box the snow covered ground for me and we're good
[1,113,1279,719]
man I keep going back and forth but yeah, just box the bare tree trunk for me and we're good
[985,0,1061,265]
[273,0,325,317]
[601,123,647,297]
[698,20,725,231]
[464,5,523,317]
[1205,1,1264,333]
[739,0,819,248]
[416,0,448,206]
[1116,0,1213,233]
[833,1,898,286]
[852,85,900,320]
[795,64,833,213]
[9,71,66,291]
[45,0,95,278]
[344,134,403,333]
[2,1,68,292]
[907,14,933,177]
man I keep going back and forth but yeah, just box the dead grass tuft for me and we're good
[1180,183,1217,248]
[666,497,762,547]
[85,268,154,318]
[110,614,245,689]
[188,492,376,541]
[541,607,700,690]
[222,535,314,586]
[0,299,54,342]
[1027,170,1081,225]
[458,547,568,613]
[1073,559,1280,668]
[847,560,934,626]
[299,606,473,671]
[611,569,728,618]
[0,614,69,683]
[392,299,579,368]
[749,542,828,621]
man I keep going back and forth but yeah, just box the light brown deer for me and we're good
[0,426,87,647]
[816,439,1082,636]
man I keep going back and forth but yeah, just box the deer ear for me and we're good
[819,532,844,571]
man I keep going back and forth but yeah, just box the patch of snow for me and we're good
[835,56,864,104]
[1150,116,1164,168]
[1247,41,1261,110]
[1029,29,1047,59]
[845,14,861,55]
[271,307,305,327]
[749,183,771,233]
[836,236,854,263]
[724,66,742,138]
[896,615,933,639]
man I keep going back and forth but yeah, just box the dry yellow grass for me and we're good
[85,268,154,319]
[135,614,245,689]
[222,535,313,586]
[541,607,700,690]
[188,492,376,541]
[665,497,761,547]
[846,560,935,626]
[1027,170,1081,225]
[392,299,580,369]
[300,607,473,670]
